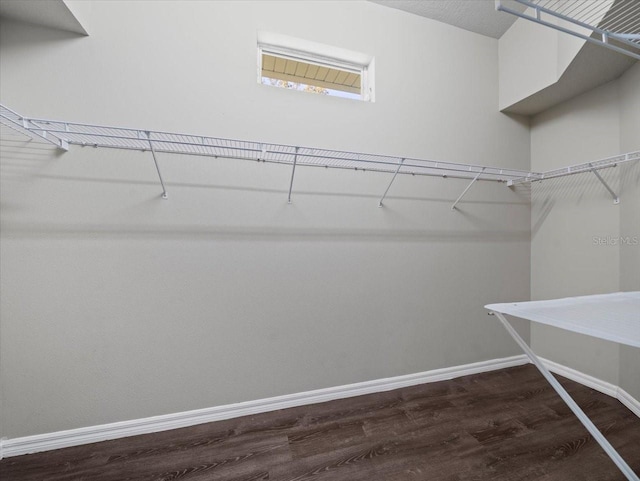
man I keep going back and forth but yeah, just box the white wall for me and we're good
[499,11,558,110]
[530,62,640,396]
[0,1,531,439]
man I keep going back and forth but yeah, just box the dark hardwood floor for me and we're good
[2,364,639,480]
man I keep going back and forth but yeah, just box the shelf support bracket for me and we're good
[589,163,619,204]
[22,118,69,151]
[451,168,484,210]
[145,131,168,199]
[378,158,404,207]
[287,147,299,204]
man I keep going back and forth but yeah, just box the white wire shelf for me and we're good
[508,150,640,205]
[2,103,637,206]
[497,0,640,60]
[0,104,528,183]
[508,151,640,185]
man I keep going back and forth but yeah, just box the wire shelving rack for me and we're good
[1,103,637,206]
[497,0,640,60]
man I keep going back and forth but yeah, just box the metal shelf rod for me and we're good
[36,130,511,175]
[496,0,640,60]
[590,163,619,204]
[24,119,69,151]
[0,113,66,151]
[146,132,168,199]
[378,158,404,207]
[6,104,637,207]
[508,152,639,186]
[512,0,640,50]
[287,147,299,204]
[15,115,531,181]
[15,125,529,180]
[451,168,484,210]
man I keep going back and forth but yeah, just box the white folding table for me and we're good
[486,292,640,481]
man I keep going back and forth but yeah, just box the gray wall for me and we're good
[530,62,640,397]
[619,64,640,292]
[618,64,640,401]
[0,1,531,439]
[498,5,585,111]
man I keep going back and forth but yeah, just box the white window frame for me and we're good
[257,32,375,102]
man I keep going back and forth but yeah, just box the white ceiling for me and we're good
[369,0,527,38]
[0,0,87,35]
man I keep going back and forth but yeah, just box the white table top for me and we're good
[486,292,640,348]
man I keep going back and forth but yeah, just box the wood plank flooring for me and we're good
[2,365,639,480]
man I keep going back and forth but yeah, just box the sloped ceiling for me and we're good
[370,0,638,116]
[503,42,637,116]
[369,0,527,38]
[499,0,638,115]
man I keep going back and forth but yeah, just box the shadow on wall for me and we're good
[0,18,86,48]
[532,166,621,202]
[0,134,530,204]
[1,173,531,206]
[619,160,640,195]
[0,136,66,175]
[1,132,531,243]
[531,165,624,235]
[0,222,532,243]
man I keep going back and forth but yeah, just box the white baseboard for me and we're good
[1,353,637,460]
[540,357,640,418]
[539,357,619,397]
[0,354,528,459]
[617,388,640,418]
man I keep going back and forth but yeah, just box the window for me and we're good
[261,52,362,99]
[257,32,374,102]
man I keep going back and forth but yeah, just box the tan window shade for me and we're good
[261,53,361,95]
